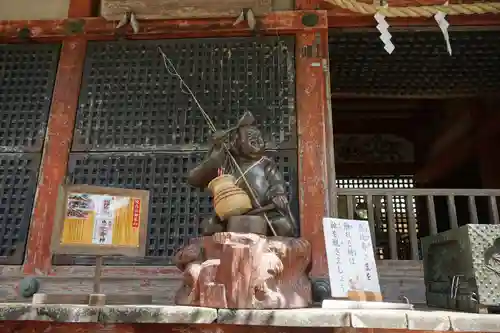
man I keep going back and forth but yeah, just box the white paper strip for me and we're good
[374,12,394,54]
[435,3,452,55]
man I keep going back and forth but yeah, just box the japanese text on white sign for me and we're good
[323,218,381,298]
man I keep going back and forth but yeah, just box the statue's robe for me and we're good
[188,149,297,237]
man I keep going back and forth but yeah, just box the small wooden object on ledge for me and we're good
[89,255,105,306]
[347,290,384,302]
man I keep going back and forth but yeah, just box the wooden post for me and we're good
[296,29,333,302]
[295,0,321,9]
[68,0,95,18]
[93,256,103,293]
[23,39,87,275]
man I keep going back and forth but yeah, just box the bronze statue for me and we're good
[187,111,298,237]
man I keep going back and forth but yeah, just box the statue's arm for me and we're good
[187,146,226,189]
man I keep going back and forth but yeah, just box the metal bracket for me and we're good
[451,274,464,299]
[311,277,331,303]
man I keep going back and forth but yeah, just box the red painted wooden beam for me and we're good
[0,11,327,42]
[68,0,94,18]
[296,0,322,9]
[23,38,87,275]
[296,31,331,281]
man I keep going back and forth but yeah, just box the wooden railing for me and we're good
[335,188,500,260]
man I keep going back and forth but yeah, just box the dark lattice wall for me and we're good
[57,37,298,265]
[0,43,60,264]
[329,30,500,96]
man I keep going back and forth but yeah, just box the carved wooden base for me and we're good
[174,232,312,309]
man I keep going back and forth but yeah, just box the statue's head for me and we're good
[231,111,265,159]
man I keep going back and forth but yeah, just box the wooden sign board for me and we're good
[51,185,150,257]
[322,218,381,299]
[100,0,273,21]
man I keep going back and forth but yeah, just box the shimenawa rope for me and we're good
[324,0,500,17]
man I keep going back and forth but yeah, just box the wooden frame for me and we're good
[0,11,328,42]
[51,185,150,257]
[15,6,331,277]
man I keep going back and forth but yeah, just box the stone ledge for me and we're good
[0,304,217,324]
[217,308,500,332]
[1,304,499,332]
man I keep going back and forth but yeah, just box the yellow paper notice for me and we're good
[60,193,141,248]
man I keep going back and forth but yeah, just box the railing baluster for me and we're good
[427,196,438,235]
[468,196,479,224]
[386,195,398,260]
[347,195,355,219]
[332,189,339,218]
[447,195,459,229]
[333,189,500,261]
[366,195,376,253]
[337,195,347,219]
[374,196,383,256]
[405,195,419,260]
[335,188,500,196]
[489,196,500,225]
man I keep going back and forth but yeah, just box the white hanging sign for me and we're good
[322,218,381,297]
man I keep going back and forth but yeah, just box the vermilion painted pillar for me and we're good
[297,0,335,303]
[295,0,322,9]
[23,39,87,274]
[23,0,91,275]
[296,28,333,302]
[68,0,95,17]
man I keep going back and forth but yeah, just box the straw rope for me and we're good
[324,0,500,17]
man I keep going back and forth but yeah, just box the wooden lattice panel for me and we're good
[56,36,298,266]
[329,30,500,97]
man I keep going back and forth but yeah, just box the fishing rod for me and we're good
[158,47,278,236]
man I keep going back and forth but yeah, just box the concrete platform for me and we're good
[217,308,500,331]
[0,303,498,331]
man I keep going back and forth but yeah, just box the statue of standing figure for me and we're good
[187,111,298,237]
